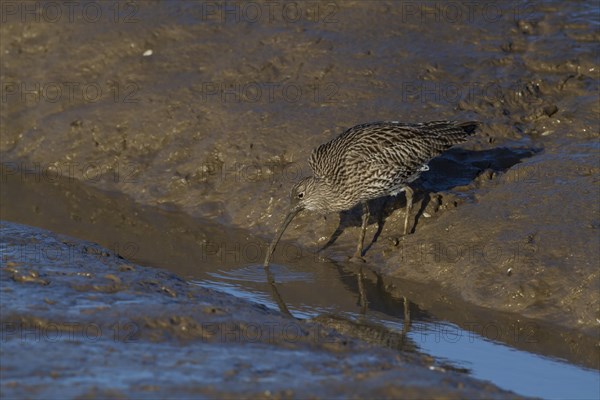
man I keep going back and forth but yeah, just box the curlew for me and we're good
[263,120,479,267]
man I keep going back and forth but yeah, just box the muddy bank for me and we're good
[1,221,523,398]
[1,0,598,336]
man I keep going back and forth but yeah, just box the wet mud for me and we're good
[1,221,521,398]
[1,0,599,396]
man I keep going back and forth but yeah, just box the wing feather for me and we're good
[309,120,478,193]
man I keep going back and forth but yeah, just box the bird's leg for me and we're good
[357,266,368,314]
[402,296,411,335]
[403,186,414,235]
[350,202,369,262]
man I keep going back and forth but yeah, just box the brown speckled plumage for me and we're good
[264,120,479,266]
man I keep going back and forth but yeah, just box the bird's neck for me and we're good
[309,178,344,214]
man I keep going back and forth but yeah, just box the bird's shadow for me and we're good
[320,146,540,254]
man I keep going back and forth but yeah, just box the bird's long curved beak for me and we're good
[263,207,302,267]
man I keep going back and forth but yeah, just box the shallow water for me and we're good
[193,263,599,399]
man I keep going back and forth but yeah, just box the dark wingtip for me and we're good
[458,121,480,135]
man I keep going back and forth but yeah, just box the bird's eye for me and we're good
[298,192,304,199]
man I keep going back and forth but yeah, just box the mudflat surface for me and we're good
[2,0,598,333]
[1,0,599,396]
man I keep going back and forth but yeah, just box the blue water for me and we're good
[400,320,599,400]
[193,264,600,400]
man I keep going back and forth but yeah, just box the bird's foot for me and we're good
[348,254,366,263]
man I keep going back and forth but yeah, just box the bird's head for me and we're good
[263,176,331,267]
[289,176,330,213]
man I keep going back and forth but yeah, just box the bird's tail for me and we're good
[424,120,480,145]
[456,121,480,136]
